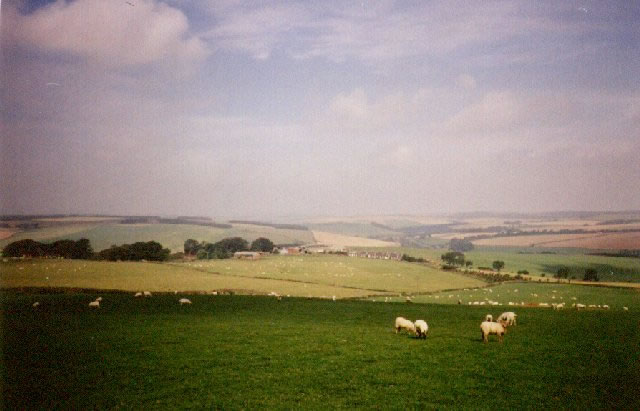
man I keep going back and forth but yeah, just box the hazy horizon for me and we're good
[2,1,639,218]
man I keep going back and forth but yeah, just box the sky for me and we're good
[1,0,639,219]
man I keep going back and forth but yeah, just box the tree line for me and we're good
[2,239,94,259]
[2,238,169,262]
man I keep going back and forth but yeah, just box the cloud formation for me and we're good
[5,0,207,67]
[1,0,639,217]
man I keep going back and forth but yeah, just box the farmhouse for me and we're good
[233,251,261,260]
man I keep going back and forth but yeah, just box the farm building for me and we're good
[347,251,402,260]
[233,251,261,260]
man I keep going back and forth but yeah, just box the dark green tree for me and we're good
[184,239,201,255]
[449,238,474,252]
[214,237,249,254]
[492,260,505,272]
[555,266,569,279]
[441,251,465,266]
[583,268,599,282]
[250,237,275,252]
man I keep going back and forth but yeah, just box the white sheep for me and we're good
[414,320,429,339]
[481,321,506,343]
[179,298,192,305]
[143,291,152,297]
[623,306,629,311]
[89,300,100,308]
[575,303,586,310]
[498,312,517,326]
[96,297,103,302]
[134,292,143,298]
[603,305,609,309]
[394,317,416,334]
[32,302,40,308]
[485,314,493,322]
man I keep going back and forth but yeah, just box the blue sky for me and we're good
[1,0,639,218]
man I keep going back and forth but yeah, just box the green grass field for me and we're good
[0,223,315,253]
[376,247,640,282]
[2,293,639,409]
[0,256,486,297]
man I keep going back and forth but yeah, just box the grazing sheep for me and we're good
[96,297,103,302]
[498,312,517,326]
[623,306,629,311]
[134,292,143,298]
[575,303,586,310]
[143,291,152,297]
[179,298,192,305]
[485,314,493,322]
[603,305,610,309]
[414,320,428,339]
[395,317,416,334]
[89,300,100,308]
[480,321,506,343]
[32,302,40,308]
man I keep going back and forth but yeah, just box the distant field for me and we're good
[0,229,16,240]
[380,282,640,310]
[307,222,398,237]
[1,223,315,253]
[0,224,101,246]
[0,256,486,296]
[312,231,399,247]
[364,247,640,283]
[473,232,640,249]
[2,294,639,408]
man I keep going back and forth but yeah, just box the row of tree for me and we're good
[2,238,171,262]
[184,237,275,259]
[2,239,94,259]
[97,241,171,262]
[440,251,505,272]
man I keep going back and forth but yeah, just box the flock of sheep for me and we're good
[394,311,518,343]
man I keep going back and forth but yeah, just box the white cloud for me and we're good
[7,0,207,67]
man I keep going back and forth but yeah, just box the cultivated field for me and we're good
[0,229,16,240]
[2,293,639,408]
[0,256,486,297]
[312,231,399,247]
[473,232,640,249]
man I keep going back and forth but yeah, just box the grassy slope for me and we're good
[174,255,485,294]
[1,223,315,253]
[2,294,639,409]
[0,256,486,296]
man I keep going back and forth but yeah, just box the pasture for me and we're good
[2,293,639,409]
[0,256,485,297]
[380,282,640,311]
